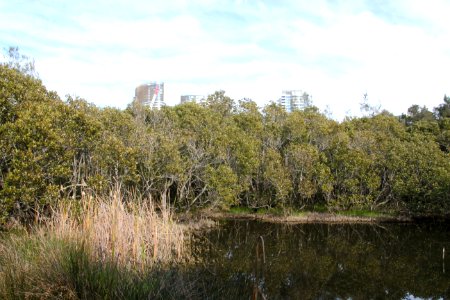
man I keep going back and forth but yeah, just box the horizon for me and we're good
[1,0,449,120]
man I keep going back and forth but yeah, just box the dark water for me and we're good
[189,220,450,300]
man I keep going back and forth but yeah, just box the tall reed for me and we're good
[53,188,188,268]
[0,188,191,299]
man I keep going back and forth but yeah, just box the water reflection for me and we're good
[189,221,450,299]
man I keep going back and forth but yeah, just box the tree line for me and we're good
[0,52,449,224]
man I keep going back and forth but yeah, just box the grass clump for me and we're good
[228,206,309,217]
[311,204,328,213]
[0,188,192,299]
[228,206,254,214]
[336,209,387,218]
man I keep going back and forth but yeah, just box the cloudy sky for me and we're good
[1,0,449,119]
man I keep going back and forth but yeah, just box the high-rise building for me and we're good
[180,95,206,104]
[134,82,165,110]
[278,90,311,112]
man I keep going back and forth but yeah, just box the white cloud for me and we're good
[1,0,449,119]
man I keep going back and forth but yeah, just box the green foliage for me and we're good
[228,206,254,214]
[205,164,240,209]
[1,46,37,77]
[0,232,193,299]
[0,56,449,223]
[336,209,389,218]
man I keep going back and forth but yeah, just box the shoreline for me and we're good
[193,210,450,224]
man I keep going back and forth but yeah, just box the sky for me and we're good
[1,0,449,120]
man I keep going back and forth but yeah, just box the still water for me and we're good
[189,220,449,299]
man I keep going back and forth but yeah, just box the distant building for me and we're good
[278,90,311,112]
[134,82,165,110]
[180,94,206,104]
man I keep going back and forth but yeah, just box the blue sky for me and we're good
[1,0,449,119]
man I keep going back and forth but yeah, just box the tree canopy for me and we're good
[1,59,449,224]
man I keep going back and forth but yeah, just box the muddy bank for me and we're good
[199,211,415,224]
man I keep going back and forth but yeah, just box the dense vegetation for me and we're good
[1,53,449,225]
[0,189,192,299]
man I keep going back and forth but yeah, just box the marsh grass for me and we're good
[0,188,193,299]
[336,209,389,218]
[54,189,188,268]
[228,206,307,217]
[228,206,254,214]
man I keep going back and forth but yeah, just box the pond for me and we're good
[188,220,449,299]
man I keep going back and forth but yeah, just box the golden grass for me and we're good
[0,188,191,299]
[51,188,188,269]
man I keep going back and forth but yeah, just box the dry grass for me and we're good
[0,188,192,299]
[52,188,188,269]
[204,210,407,224]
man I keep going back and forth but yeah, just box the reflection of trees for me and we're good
[188,221,450,299]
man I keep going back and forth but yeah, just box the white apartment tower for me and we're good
[278,90,311,112]
[180,95,206,104]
